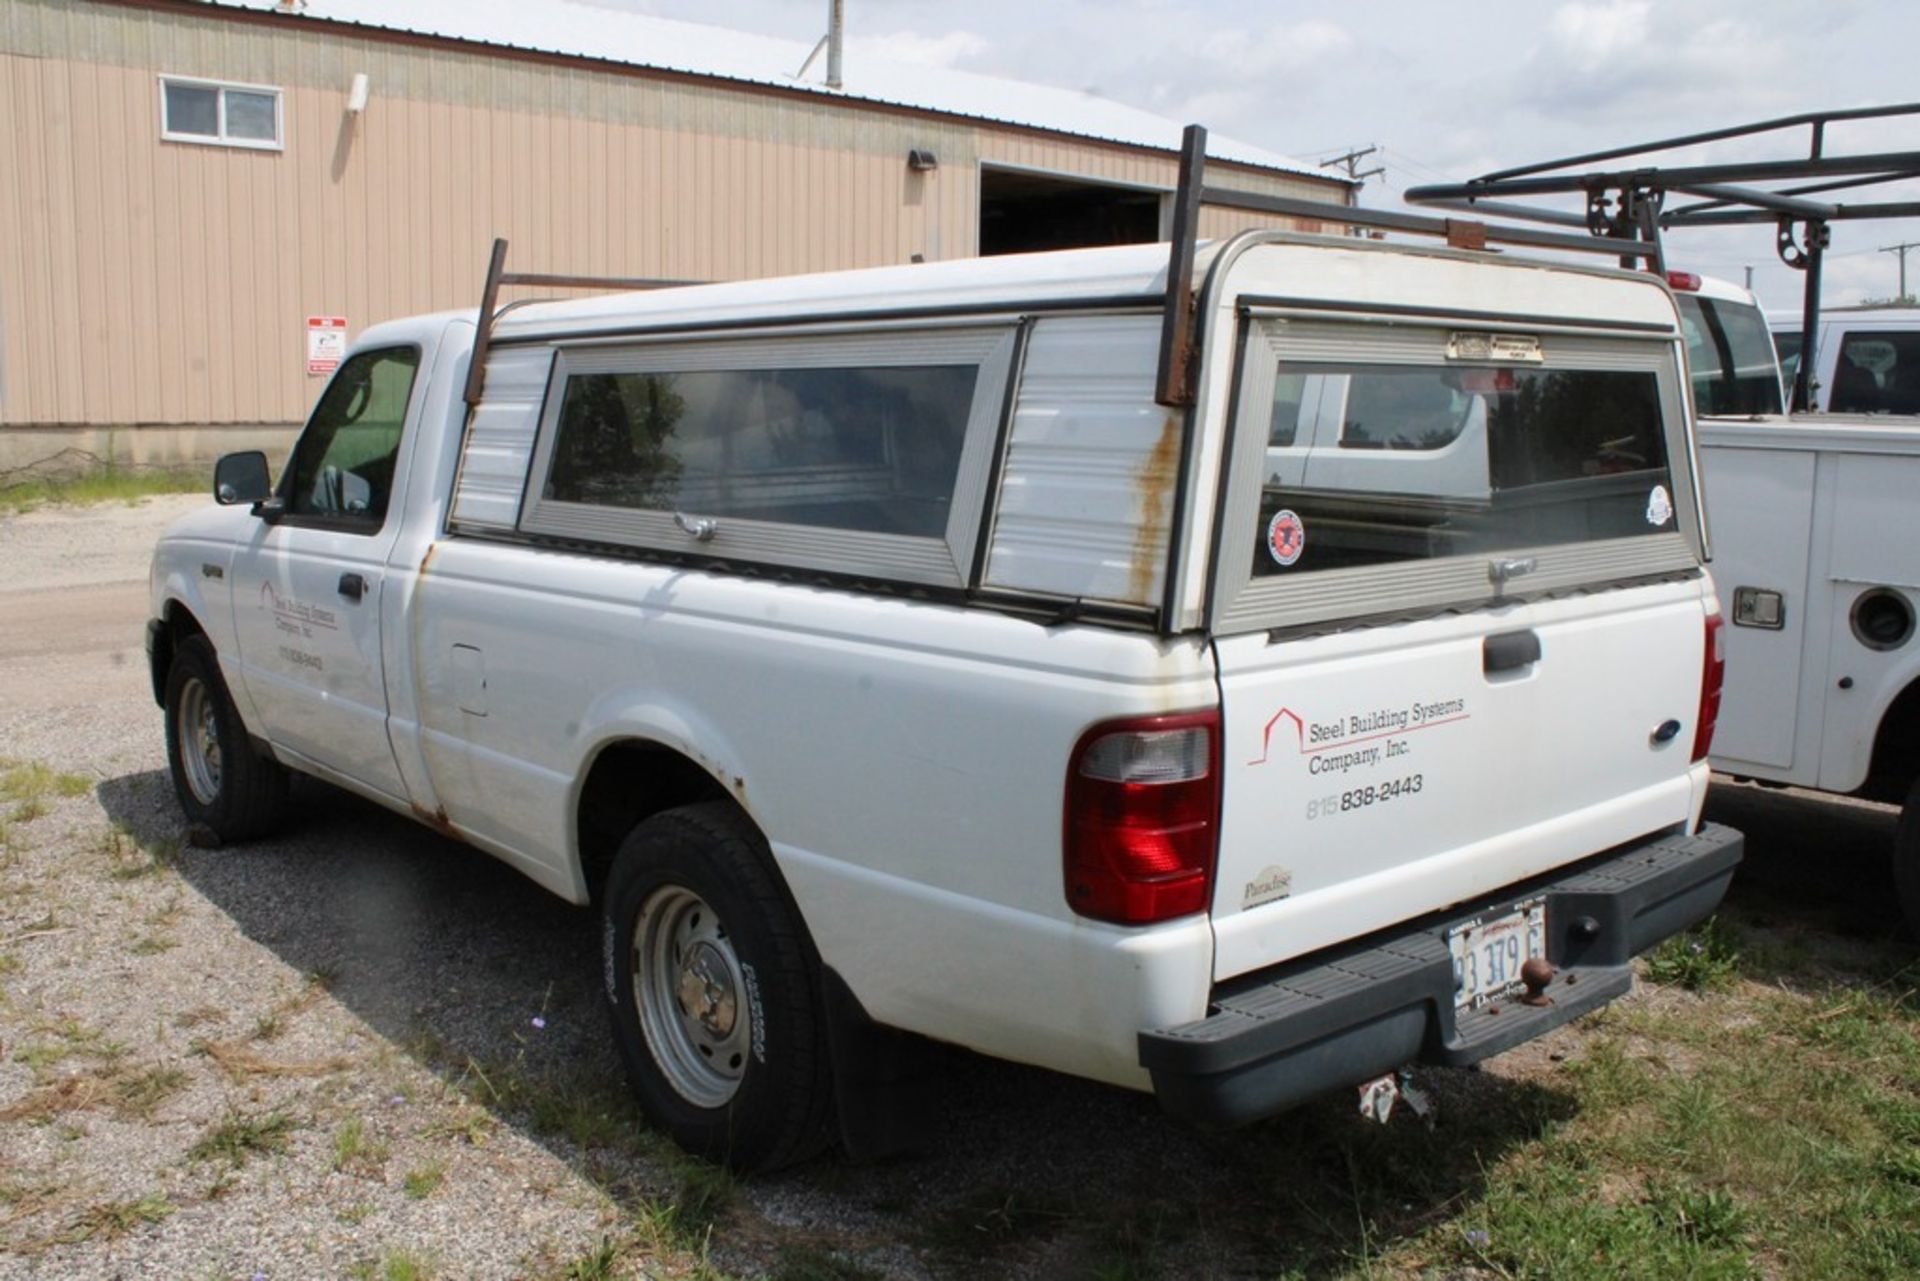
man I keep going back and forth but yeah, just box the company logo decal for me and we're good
[1265,508,1306,567]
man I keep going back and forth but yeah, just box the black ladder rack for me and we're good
[1398,103,1920,410]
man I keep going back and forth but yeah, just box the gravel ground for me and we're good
[0,496,1907,1280]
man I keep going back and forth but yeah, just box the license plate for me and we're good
[1449,898,1546,1010]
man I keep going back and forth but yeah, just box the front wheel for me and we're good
[601,803,833,1172]
[1896,777,1920,940]
[163,635,289,844]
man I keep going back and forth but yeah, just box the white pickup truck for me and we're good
[147,217,1741,1169]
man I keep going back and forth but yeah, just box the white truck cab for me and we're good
[1669,271,1787,417]
[148,142,1739,1170]
[1769,307,1920,415]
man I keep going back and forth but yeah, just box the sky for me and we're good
[598,0,1920,314]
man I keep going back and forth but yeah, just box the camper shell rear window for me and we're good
[1212,317,1699,634]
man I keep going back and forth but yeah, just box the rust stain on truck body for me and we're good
[1129,411,1183,604]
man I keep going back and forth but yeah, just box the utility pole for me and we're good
[1320,145,1385,190]
[1882,242,1919,302]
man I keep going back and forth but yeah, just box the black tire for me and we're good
[163,634,290,845]
[601,802,834,1172]
[1897,777,1920,941]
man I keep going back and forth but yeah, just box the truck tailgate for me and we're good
[1209,577,1707,982]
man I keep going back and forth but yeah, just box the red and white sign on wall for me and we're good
[306,316,348,376]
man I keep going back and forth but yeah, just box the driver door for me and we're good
[229,345,419,801]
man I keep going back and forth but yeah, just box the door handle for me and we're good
[1483,629,1542,675]
[337,572,368,602]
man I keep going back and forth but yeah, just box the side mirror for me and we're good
[213,451,271,507]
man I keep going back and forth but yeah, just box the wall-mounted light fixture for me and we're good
[347,73,370,115]
[906,148,938,172]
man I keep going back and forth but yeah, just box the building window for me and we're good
[160,77,283,150]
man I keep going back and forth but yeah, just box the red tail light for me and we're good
[1064,711,1220,925]
[1665,270,1703,292]
[1693,611,1725,762]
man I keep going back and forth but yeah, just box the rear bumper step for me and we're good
[1139,822,1743,1126]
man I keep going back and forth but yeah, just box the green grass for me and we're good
[59,1192,174,1244]
[332,1116,390,1175]
[557,1236,624,1281]
[111,1064,188,1119]
[0,759,92,824]
[0,463,204,515]
[401,1160,446,1200]
[349,1247,439,1281]
[188,1110,297,1167]
[1643,914,1743,991]
[1399,955,1920,1279]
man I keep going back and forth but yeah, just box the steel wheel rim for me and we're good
[174,677,223,806]
[634,885,750,1108]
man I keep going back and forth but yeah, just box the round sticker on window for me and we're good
[1266,508,1306,567]
[1645,484,1674,528]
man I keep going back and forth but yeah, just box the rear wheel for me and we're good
[601,802,833,1172]
[163,635,289,844]
[1896,777,1920,940]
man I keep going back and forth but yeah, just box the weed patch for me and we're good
[189,1110,297,1167]
[58,1192,174,1244]
[348,1246,439,1281]
[1644,915,1742,991]
[402,1160,446,1200]
[0,760,91,824]
[332,1117,391,1176]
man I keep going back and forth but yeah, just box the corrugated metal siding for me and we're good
[0,0,1342,428]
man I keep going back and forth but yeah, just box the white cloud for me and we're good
[1546,0,1652,72]
[1196,19,1353,79]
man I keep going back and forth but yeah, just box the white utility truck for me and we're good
[1680,286,1920,932]
[147,135,1739,1169]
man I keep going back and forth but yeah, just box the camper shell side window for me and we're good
[517,326,1019,587]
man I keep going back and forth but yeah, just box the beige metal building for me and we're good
[0,0,1347,467]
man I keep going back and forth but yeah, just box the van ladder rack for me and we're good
[464,238,699,407]
[1398,103,1920,409]
[1153,124,1660,406]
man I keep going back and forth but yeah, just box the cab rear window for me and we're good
[1675,294,1783,415]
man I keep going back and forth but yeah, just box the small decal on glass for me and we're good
[1266,508,1306,567]
[1645,484,1674,528]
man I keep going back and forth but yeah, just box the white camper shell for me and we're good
[148,137,1740,1170]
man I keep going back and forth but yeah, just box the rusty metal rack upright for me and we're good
[1149,123,1675,407]
[1398,104,1920,410]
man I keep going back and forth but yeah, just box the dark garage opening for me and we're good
[979,169,1163,256]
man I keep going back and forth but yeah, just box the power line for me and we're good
[1320,145,1384,189]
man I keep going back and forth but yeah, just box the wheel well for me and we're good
[1863,676,1920,805]
[149,602,208,706]
[576,740,733,903]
